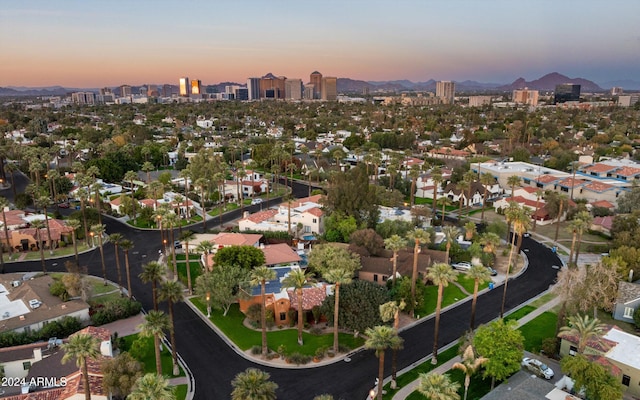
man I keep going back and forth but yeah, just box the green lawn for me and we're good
[177,261,202,285]
[405,369,492,400]
[518,311,557,353]
[415,284,466,318]
[190,298,363,356]
[174,384,188,400]
[122,334,185,377]
[456,274,489,294]
[530,292,556,308]
[504,305,535,323]
[6,242,90,262]
[208,203,239,217]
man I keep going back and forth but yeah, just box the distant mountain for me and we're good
[598,79,640,91]
[497,72,603,92]
[0,86,74,97]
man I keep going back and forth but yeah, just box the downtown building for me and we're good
[512,88,539,106]
[554,83,581,104]
[436,81,455,104]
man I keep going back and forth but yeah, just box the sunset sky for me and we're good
[1,0,639,87]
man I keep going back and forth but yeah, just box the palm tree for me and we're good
[180,230,195,294]
[379,300,406,389]
[468,264,491,329]
[417,372,461,400]
[462,171,476,213]
[0,196,11,265]
[384,235,407,289]
[142,161,154,183]
[138,310,171,375]
[553,193,569,244]
[463,221,476,241]
[441,226,459,264]
[479,232,500,260]
[119,239,134,298]
[452,345,488,400]
[250,266,277,358]
[406,228,430,317]
[427,263,458,364]
[139,261,166,311]
[196,240,215,271]
[479,172,494,221]
[365,325,403,400]
[532,188,543,232]
[437,197,452,225]
[507,175,521,198]
[35,196,54,255]
[158,280,185,376]
[558,314,607,354]
[91,224,108,285]
[129,373,176,400]
[195,177,208,232]
[31,219,47,273]
[282,269,314,345]
[501,204,531,317]
[76,187,90,246]
[109,233,124,292]
[66,219,82,267]
[409,164,421,207]
[163,212,180,279]
[124,170,138,225]
[323,266,354,354]
[572,210,593,266]
[231,368,278,400]
[61,333,100,400]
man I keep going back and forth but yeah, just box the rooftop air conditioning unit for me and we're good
[11,280,20,287]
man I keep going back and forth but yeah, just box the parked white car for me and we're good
[522,357,554,379]
[451,262,472,271]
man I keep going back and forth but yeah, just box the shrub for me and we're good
[129,337,150,360]
[250,345,262,355]
[541,337,558,358]
[0,316,82,348]
[315,347,326,358]
[245,303,261,324]
[633,307,640,329]
[309,326,323,336]
[49,279,69,301]
[287,352,311,365]
[338,344,351,354]
[90,298,142,326]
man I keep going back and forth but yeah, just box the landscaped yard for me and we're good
[122,334,185,377]
[190,298,364,356]
[416,283,466,318]
[177,261,202,285]
[456,274,490,294]
[518,311,557,353]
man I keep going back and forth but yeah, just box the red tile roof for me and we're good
[241,209,278,224]
[583,181,614,192]
[616,166,640,177]
[262,243,301,266]
[212,232,262,246]
[557,177,586,188]
[288,286,327,310]
[590,200,615,209]
[592,216,614,230]
[305,207,323,217]
[536,174,560,184]
[583,163,617,173]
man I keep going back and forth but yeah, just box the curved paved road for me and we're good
[2,176,560,400]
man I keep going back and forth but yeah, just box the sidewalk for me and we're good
[390,292,562,400]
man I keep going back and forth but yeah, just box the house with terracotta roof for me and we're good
[261,243,301,267]
[238,195,324,235]
[591,215,614,237]
[0,274,90,334]
[0,213,73,253]
[559,325,640,398]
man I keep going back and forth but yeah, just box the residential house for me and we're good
[358,249,447,286]
[591,215,614,237]
[238,195,324,236]
[0,274,90,334]
[613,281,640,323]
[559,325,640,398]
[0,216,73,255]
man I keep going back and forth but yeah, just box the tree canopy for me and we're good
[321,280,390,333]
[213,245,266,270]
[473,319,524,385]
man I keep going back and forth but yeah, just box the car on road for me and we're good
[522,357,554,379]
[451,262,472,271]
[57,202,70,208]
[174,241,182,249]
[487,267,497,276]
[251,198,263,205]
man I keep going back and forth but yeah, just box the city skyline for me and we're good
[2,0,639,87]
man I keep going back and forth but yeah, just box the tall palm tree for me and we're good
[406,228,430,317]
[35,196,54,255]
[452,345,488,400]
[0,196,10,265]
[129,373,176,400]
[468,264,492,329]
[417,372,461,400]
[558,314,607,354]
[437,197,452,225]
[250,266,277,358]
[553,193,569,244]
[90,182,104,226]
[431,167,444,215]
[384,235,407,289]
[231,368,278,400]
[195,177,208,232]
[163,212,180,279]
[109,233,124,292]
[282,268,315,345]
[196,240,215,272]
[365,325,403,400]
[572,210,593,266]
[379,301,406,389]
[139,261,166,311]
[120,239,134,298]
[142,161,154,183]
[463,221,476,241]
[501,204,531,317]
[138,310,171,376]
[31,219,47,273]
[479,172,494,221]
[61,333,100,400]
[180,230,195,294]
[91,224,108,285]
[323,266,354,354]
[76,187,90,246]
[409,164,421,207]
[479,232,500,261]
[124,170,139,225]
[441,226,459,264]
[507,175,521,198]
[427,263,458,364]
[158,280,185,376]
[66,219,82,267]
[462,171,476,213]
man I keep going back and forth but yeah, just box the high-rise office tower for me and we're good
[162,84,174,97]
[554,84,581,104]
[147,85,159,97]
[247,78,261,100]
[436,81,455,103]
[321,77,337,101]
[179,77,190,97]
[191,80,202,96]
[285,79,303,100]
[512,88,539,106]
[310,71,322,99]
[119,85,132,97]
[260,73,286,99]
[611,87,623,96]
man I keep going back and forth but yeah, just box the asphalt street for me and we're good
[2,173,561,400]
